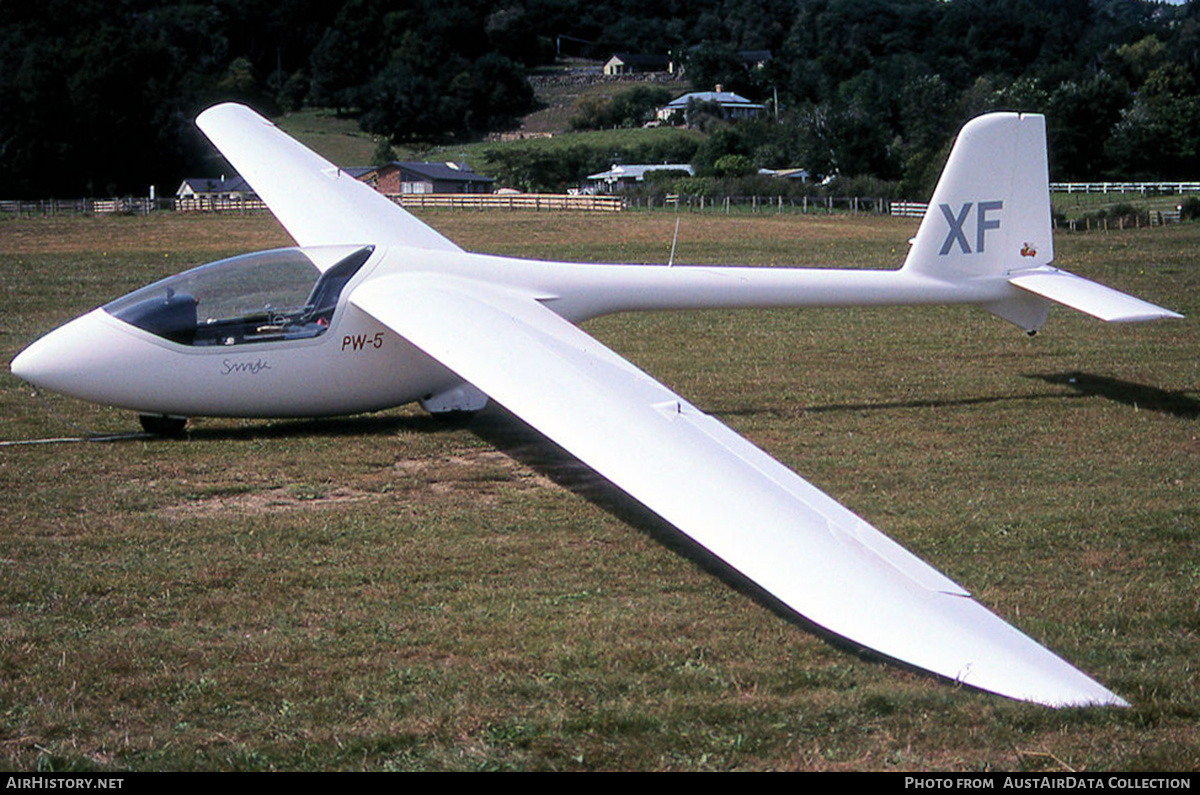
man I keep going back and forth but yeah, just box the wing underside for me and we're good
[351,273,1127,707]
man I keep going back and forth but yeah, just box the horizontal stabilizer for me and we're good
[1009,267,1184,323]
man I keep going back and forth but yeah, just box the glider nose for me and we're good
[11,310,116,399]
[11,331,63,388]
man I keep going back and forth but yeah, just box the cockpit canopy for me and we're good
[104,246,374,346]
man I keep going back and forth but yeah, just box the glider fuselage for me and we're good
[12,244,1012,419]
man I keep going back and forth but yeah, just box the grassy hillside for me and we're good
[274,109,381,168]
[273,73,699,189]
[520,70,688,134]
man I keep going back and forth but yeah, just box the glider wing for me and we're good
[351,272,1128,707]
[195,103,461,254]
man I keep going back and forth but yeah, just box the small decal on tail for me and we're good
[1020,242,1037,257]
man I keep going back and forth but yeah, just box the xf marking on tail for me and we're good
[938,200,1003,255]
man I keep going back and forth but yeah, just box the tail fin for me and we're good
[903,113,1055,331]
[903,112,1181,331]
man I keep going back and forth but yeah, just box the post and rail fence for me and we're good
[1049,181,1200,195]
[3,180,1196,226]
[0,194,625,215]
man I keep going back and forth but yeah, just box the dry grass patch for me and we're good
[161,485,376,518]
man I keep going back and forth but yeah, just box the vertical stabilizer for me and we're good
[905,112,1053,279]
[903,113,1055,331]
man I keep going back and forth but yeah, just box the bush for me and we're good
[570,86,675,130]
[1180,196,1200,221]
[671,176,721,197]
[641,168,692,185]
[1110,202,1138,219]
[713,154,756,178]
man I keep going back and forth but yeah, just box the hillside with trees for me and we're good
[3,0,1200,198]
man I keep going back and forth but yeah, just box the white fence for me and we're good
[889,201,928,218]
[634,195,890,213]
[390,193,626,212]
[1050,182,1200,195]
[174,197,268,213]
[1,194,628,215]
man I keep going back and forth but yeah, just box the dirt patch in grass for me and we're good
[161,484,376,518]
[394,448,567,504]
[153,447,561,518]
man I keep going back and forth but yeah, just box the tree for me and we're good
[1105,64,1200,178]
[1046,71,1129,179]
[713,153,756,178]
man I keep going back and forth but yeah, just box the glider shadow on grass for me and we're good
[1028,372,1200,420]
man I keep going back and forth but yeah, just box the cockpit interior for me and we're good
[104,246,374,346]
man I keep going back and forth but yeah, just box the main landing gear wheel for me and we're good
[430,409,481,425]
[138,414,188,437]
[419,383,489,423]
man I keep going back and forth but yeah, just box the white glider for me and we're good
[11,104,1181,707]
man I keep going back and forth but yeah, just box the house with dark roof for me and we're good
[352,161,494,195]
[603,53,670,75]
[175,176,256,200]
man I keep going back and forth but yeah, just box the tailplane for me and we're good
[903,112,1181,331]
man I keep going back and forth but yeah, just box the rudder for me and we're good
[903,113,1055,331]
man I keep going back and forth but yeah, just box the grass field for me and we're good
[1,211,1197,771]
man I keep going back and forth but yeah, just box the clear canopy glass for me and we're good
[104,246,374,346]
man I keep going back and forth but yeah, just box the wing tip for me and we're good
[1034,690,1130,709]
[196,102,275,133]
[951,668,1130,709]
[1109,309,1186,323]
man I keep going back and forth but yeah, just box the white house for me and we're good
[657,86,765,123]
[585,163,694,193]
